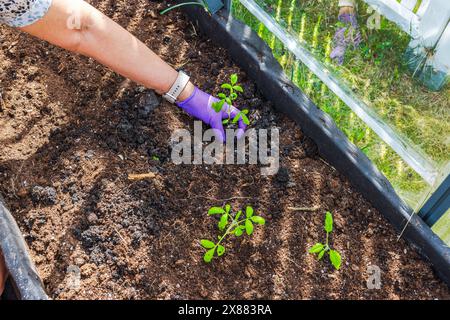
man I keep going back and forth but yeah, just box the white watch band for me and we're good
[163,71,190,104]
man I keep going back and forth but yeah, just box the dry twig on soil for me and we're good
[127,173,157,181]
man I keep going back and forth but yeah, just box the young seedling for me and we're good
[200,204,265,263]
[211,74,250,127]
[309,211,342,270]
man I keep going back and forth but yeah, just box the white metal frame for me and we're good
[365,0,450,47]
[366,0,450,89]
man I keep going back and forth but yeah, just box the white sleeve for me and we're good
[0,0,52,27]
[339,0,356,7]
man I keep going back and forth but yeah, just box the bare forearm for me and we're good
[20,0,193,100]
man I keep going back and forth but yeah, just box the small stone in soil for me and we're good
[71,193,79,203]
[85,150,95,160]
[87,213,98,224]
[275,167,290,183]
[135,134,146,145]
[248,97,262,108]
[147,9,158,19]
[118,119,133,136]
[31,186,57,205]
[137,90,160,118]
[106,136,119,151]
[302,137,318,158]
[80,226,103,248]
[74,257,85,266]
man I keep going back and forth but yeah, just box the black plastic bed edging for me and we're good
[179,5,450,287]
[0,194,48,300]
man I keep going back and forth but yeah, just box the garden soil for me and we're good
[0,0,448,299]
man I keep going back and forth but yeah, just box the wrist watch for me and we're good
[162,70,191,104]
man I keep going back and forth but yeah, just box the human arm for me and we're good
[2,0,247,141]
[19,0,194,100]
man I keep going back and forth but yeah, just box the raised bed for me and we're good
[0,195,47,300]
[178,4,450,286]
[0,0,448,299]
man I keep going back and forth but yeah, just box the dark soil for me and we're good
[0,0,449,300]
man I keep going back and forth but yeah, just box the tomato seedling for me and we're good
[200,204,265,263]
[212,74,250,126]
[309,211,342,270]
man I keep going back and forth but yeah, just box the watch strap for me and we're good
[162,71,190,104]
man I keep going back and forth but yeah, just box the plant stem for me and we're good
[160,2,206,15]
[229,218,248,234]
[215,218,247,249]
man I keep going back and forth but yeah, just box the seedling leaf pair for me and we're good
[211,74,250,126]
[201,204,266,263]
[308,211,342,270]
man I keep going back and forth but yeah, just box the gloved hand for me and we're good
[176,86,247,142]
[330,13,361,65]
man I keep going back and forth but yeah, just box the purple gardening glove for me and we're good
[330,13,362,65]
[176,87,247,142]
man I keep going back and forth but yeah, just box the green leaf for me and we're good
[225,98,232,105]
[251,216,265,225]
[230,74,238,85]
[233,85,243,92]
[217,245,225,256]
[208,207,225,215]
[225,204,231,213]
[221,83,232,90]
[230,92,238,100]
[200,239,215,249]
[235,210,242,220]
[203,248,215,263]
[318,249,326,260]
[246,206,254,218]
[218,213,228,231]
[218,99,226,110]
[241,114,250,125]
[218,93,226,99]
[222,119,229,125]
[245,219,254,235]
[211,102,219,112]
[232,112,242,124]
[309,243,324,254]
[242,109,249,114]
[329,250,341,270]
[324,211,333,233]
[234,228,243,237]
[212,100,224,112]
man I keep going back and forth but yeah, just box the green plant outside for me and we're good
[231,0,449,244]
[231,0,449,203]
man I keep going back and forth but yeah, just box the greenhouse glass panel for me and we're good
[229,0,449,243]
